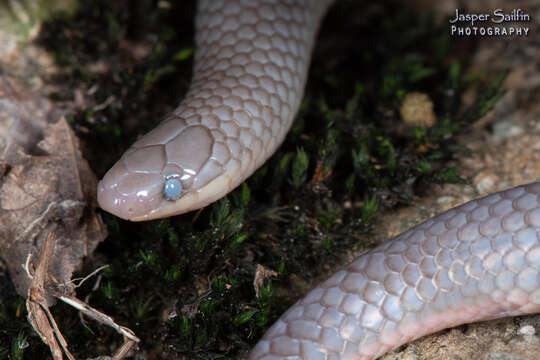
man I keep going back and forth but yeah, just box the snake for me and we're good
[96,1,540,359]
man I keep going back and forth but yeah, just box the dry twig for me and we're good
[25,232,139,360]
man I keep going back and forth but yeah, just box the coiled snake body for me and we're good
[97,1,540,359]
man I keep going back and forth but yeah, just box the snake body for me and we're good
[249,183,540,359]
[96,1,540,359]
[98,0,334,220]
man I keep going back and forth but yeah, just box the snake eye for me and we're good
[163,174,182,201]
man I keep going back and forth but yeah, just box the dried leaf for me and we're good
[253,264,277,298]
[0,74,107,304]
[0,74,138,359]
[26,233,75,360]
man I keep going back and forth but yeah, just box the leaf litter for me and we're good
[0,75,138,359]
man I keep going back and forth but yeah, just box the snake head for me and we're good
[98,120,232,221]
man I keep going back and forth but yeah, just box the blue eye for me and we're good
[164,177,182,200]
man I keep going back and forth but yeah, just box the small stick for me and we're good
[58,296,140,342]
[25,232,139,360]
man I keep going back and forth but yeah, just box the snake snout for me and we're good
[97,163,164,221]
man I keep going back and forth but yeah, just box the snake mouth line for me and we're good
[97,172,234,222]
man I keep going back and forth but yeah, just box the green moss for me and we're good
[292,147,309,188]
[11,333,28,360]
[0,296,47,359]
[0,0,508,359]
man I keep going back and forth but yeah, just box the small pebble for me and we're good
[518,325,535,336]
[493,120,524,141]
[400,92,437,128]
[437,196,455,205]
[474,172,496,194]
